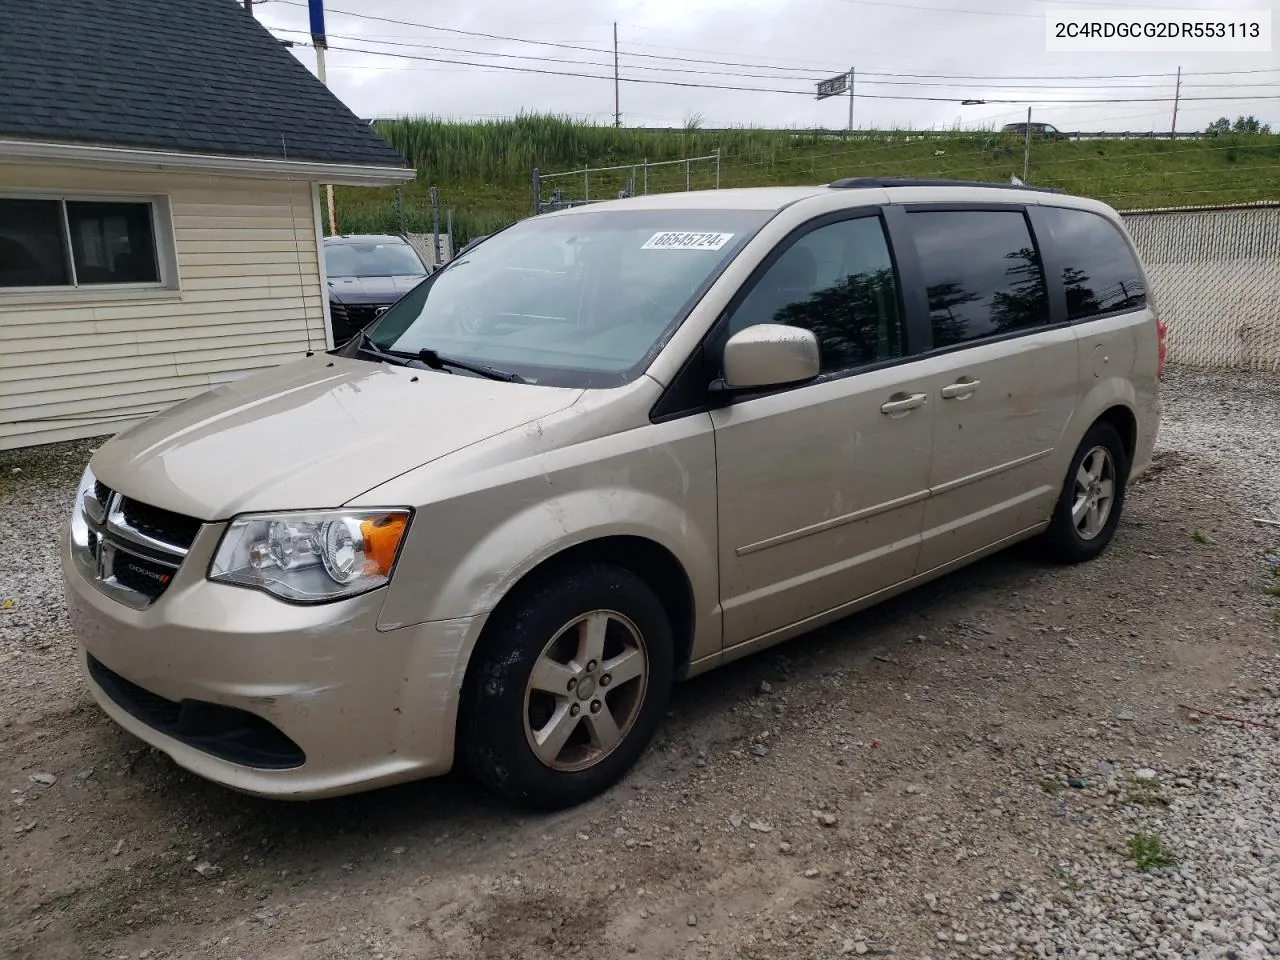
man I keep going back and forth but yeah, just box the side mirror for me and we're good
[721,323,821,390]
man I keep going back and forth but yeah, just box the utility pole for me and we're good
[613,23,621,128]
[307,0,338,235]
[1170,66,1182,138]
[1022,105,1032,182]
[848,67,855,132]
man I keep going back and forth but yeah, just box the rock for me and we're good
[1134,768,1158,781]
[193,861,220,878]
[748,821,773,833]
[728,813,744,829]
[1097,761,1116,777]
[391,846,405,855]
[855,943,869,956]
[751,743,769,757]
[112,838,125,857]
[906,785,923,795]
[955,933,970,944]
[28,773,56,786]
[1068,777,1089,789]
[14,821,37,835]
[687,914,697,927]
[1117,710,1136,722]
[804,868,820,878]
[758,680,774,694]
[778,842,793,855]
[813,811,838,827]
[925,893,938,910]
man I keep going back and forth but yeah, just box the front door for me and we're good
[711,213,934,648]
[899,207,1080,573]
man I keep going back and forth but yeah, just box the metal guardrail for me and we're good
[532,152,722,215]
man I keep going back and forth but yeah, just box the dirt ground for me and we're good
[2,368,1278,960]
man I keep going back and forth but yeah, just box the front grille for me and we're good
[72,486,201,609]
[120,498,202,551]
[111,551,177,601]
[88,656,306,770]
[88,654,181,728]
[345,303,391,328]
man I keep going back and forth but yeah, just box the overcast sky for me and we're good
[254,0,1279,132]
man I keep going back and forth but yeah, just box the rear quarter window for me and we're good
[1037,207,1147,321]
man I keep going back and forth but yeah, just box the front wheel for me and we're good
[461,563,674,810]
[1041,421,1129,563]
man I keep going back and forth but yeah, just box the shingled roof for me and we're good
[0,0,407,169]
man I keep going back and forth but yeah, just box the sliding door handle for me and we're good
[941,377,981,399]
[880,392,928,415]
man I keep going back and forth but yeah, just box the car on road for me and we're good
[1002,121,1068,140]
[65,178,1163,810]
[324,234,430,347]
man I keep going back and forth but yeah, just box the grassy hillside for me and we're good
[332,115,1280,244]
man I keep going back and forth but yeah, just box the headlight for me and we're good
[209,509,411,603]
[70,464,96,544]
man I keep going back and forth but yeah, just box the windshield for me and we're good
[325,241,426,278]
[359,209,771,388]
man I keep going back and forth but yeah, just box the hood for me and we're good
[328,275,426,303]
[91,355,583,520]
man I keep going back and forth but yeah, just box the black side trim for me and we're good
[88,655,306,771]
[650,343,715,424]
[1026,205,1070,328]
[880,203,933,354]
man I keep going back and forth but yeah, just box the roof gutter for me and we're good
[0,138,415,186]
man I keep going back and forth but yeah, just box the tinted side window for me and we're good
[910,209,1049,349]
[1038,206,1146,320]
[728,216,903,374]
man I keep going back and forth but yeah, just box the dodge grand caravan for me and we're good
[65,179,1163,810]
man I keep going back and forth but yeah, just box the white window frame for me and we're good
[0,190,180,300]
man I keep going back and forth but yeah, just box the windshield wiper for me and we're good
[354,331,417,368]
[355,332,525,383]
[416,348,527,384]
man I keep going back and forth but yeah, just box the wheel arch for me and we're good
[1094,404,1138,469]
[468,534,698,682]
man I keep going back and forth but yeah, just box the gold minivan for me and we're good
[65,179,1163,809]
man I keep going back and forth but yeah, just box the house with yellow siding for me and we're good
[0,0,414,449]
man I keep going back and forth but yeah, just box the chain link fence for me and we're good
[1121,202,1280,372]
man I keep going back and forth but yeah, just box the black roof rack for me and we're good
[828,177,1065,195]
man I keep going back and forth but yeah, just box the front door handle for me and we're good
[940,377,981,399]
[880,392,928,415]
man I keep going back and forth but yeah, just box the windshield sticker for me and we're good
[641,231,735,251]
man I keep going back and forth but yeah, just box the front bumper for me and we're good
[63,526,486,799]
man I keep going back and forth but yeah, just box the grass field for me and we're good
[332,115,1280,243]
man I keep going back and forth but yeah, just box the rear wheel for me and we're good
[461,563,673,810]
[1041,421,1129,563]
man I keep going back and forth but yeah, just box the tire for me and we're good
[1041,421,1130,564]
[461,562,674,810]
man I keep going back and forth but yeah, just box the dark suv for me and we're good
[1001,122,1067,140]
[324,235,430,347]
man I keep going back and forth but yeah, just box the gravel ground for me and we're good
[1,365,1278,960]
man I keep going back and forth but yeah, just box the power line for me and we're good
[277,32,1280,91]
[269,3,1280,85]
[305,43,1280,106]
